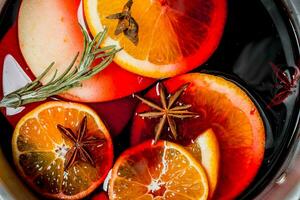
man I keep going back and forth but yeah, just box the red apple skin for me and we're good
[0,23,137,136]
[18,0,155,102]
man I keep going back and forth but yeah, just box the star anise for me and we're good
[57,116,104,171]
[134,83,199,143]
[268,63,300,108]
[106,0,139,45]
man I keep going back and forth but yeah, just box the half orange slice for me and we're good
[186,129,220,198]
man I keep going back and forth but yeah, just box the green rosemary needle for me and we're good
[0,27,119,108]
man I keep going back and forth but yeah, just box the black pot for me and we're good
[0,0,299,199]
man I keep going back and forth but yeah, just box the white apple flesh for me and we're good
[18,0,83,91]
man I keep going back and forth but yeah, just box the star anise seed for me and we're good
[268,63,300,108]
[106,0,139,45]
[135,83,199,143]
[57,116,104,171]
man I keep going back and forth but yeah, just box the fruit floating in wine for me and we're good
[18,0,155,102]
[131,73,265,199]
[0,0,273,199]
[12,101,113,199]
[0,23,137,137]
[84,0,227,78]
[109,140,210,199]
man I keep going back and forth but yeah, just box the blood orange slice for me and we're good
[131,73,265,199]
[84,0,227,78]
[12,101,113,199]
[109,140,209,200]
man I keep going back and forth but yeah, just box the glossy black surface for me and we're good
[0,0,299,199]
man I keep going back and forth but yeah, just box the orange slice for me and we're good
[84,0,227,78]
[12,101,113,199]
[130,73,265,199]
[186,129,220,199]
[108,140,209,200]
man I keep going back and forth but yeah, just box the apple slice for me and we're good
[18,0,83,81]
[18,0,154,102]
[0,23,137,136]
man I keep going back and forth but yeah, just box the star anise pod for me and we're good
[106,0,139,45]
[134,83,199,143]
[57,116,104,171]
[268,63,300,108]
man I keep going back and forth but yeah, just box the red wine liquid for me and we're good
[0,0,299,199]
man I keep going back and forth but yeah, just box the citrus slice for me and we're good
[109,140,209,200]
[186,129,220,199]
[130,73,265,199]
[12,101,113,199]
[84,0,227,78]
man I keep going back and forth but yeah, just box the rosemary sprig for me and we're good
[0,27,119,108]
